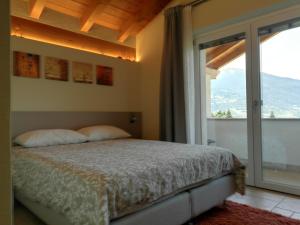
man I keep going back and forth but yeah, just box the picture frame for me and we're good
[13,51,40,78]
[45,56,68,81]
[72,62,93,84]
[96,65,113,86]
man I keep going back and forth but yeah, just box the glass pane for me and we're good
[201,34,249,179]
[259,22,300,187]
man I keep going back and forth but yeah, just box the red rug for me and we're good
[195,201,300,225]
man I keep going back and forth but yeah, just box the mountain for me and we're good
[210,68,300,118]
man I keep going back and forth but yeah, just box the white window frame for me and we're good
[251,4,300,196]
[194,4,300,194]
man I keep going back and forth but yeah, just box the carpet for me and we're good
[195,201,300,225]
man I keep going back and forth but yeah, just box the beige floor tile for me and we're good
[227,194,240,202]
[228,194,278,211]
[245,187,285,202]
[271,207,294,217]
[277,197,300,213]
[291,213,300,220]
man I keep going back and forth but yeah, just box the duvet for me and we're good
[13,139,244,225]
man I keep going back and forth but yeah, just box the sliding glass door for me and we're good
[252,11,300,195]
[195,5,300,194]
[196,26,255,186]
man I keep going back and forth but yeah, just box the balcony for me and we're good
[207,118,300,187]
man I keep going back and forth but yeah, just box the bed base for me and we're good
[15,175,235,225]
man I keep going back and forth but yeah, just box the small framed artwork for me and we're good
[13,51,40,78]
[96,65,113,86]
[45,56,68,81]
[72,62,93,84]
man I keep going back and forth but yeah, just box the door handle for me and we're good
[253,99,263,110]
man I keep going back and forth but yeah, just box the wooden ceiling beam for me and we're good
[117,0,169,43]
[206,42,237,64]
[207,40,246,69]
[117,18,140,43]
[80,0,111,32]
[11,16,136,61]
[206,33,277,69]
[23,0,172,40]
[29,0,47,19]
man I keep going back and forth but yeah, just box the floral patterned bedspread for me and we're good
[12,139,245,225]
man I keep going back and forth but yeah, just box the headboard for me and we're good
[12,111,142,138]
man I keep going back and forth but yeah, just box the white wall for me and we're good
[12,37,141,113]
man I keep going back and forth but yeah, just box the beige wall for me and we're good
[136,13,164,140]
[0,0,12,224]
[137,0,289,140]
[192,0,285,30]
[12,37,141,113]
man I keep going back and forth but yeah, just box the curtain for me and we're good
[182,5,196,144]
[160,5,196,144]
[160,6,187,143]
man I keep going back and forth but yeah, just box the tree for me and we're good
[226,109,232,118]
[269,111,275,118]
[213,110,226,118]
[212,110,233,118]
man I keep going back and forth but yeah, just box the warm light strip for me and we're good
[11,16,136,62]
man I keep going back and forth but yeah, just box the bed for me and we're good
[12,112,245,225]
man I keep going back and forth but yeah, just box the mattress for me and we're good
[12,139,244,225]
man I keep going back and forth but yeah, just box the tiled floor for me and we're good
[227,186,300,220]
[14,186,300,224]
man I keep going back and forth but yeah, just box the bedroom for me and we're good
[1,0,300,224]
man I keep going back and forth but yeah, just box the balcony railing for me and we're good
[207,118,300,172]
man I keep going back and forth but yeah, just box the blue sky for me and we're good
[221,27,300,80]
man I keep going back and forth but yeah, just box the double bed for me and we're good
[12,112,245,225]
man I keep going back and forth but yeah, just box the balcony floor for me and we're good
[263,168,300,187]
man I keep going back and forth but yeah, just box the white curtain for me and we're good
[182,5,196,144]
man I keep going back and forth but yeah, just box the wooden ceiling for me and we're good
[11,16,136,60]
[206,40,246,70]
[26,0,172,43]
[206,34,276,70]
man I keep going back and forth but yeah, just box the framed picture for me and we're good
[72,62,93,84]
[13,51,40,78]
[96,65,113,86]
[45,56,68,81]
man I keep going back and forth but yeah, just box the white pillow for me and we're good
[14,129,88,148]
[78,125,131,141]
